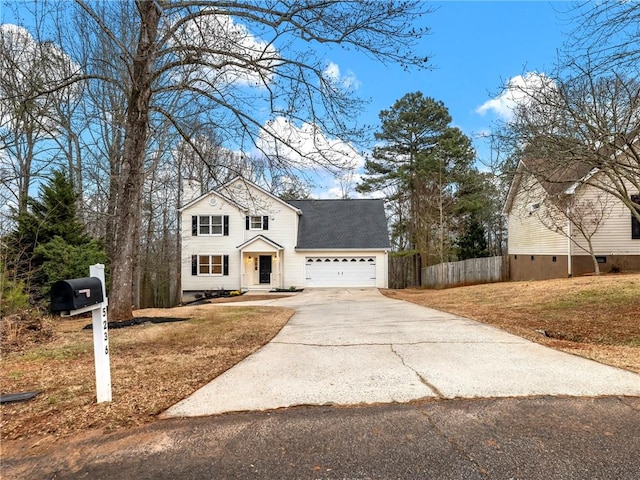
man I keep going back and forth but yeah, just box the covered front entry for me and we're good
[238,235,284,290]
[305,256,376,287]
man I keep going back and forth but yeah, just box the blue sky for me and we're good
[2,1,575,198]
[330,1,571,169]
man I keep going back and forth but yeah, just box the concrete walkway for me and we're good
[164,289,640,417]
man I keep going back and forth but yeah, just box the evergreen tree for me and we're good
[0,260,30,315]
[11,170,88,249]
[5,170,106,304]
[456,215,490,260]
[35,236,108,299]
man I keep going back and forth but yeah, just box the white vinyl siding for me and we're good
[181,182,300,292]
[507,180,567,255]
[570,183,640,255]
[507,172,640,257]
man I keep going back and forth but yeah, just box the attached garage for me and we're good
[305,256,377,287]
[287,198,391,289]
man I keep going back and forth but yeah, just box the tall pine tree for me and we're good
[358,92,476,267]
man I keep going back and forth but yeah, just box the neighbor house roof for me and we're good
[287,199,390,250]
[503,158,595,214]
[521,157,594,196]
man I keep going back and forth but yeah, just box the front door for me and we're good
[259,255,272,284]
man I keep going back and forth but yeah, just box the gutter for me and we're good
[567,211,573,277]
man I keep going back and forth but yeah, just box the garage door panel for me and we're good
[305,257,376,287]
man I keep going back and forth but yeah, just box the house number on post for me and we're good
[89,264,112,403]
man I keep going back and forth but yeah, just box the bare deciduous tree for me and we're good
[0,22,79,213]
[52,0,431,321]
[535,189,613,275]
[496,72,640,224]
[567,1,640,74]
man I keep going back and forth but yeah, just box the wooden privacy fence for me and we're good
[388,253,421,289]
[422,256,509,289]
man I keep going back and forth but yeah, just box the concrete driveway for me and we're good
[164,289,640,417]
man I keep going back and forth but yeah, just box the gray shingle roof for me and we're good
[287,199,390,249]
[522,158,593,196]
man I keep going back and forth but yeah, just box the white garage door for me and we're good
[305,257,376,287]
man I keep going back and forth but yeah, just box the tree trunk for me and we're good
[173,167,183,306]
[586,240,601,275]
[108,1,161,321]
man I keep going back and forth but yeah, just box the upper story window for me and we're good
[250,216,263,229]
[246,215,269,231]
[191,215,229,236]
[200,215,222,235]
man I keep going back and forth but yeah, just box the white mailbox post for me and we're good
[50,264,112,403]
[88,264,112,403]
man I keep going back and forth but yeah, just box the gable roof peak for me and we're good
[520,157,593,196]
[219,176,302,213]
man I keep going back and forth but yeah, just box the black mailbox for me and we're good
[51,277,104,312]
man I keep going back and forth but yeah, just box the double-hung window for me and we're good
[199,255,222,275]
[245,215,269,231]
[192,254,229,276]
[192,215,229,236]
[250,216,263,229]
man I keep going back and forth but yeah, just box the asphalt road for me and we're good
[5,396,640,479]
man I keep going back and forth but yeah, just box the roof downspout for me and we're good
[567,213,573,278]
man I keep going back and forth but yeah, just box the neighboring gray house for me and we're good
[180,177,390,299]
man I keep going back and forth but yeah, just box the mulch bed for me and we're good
[83,317,188,330]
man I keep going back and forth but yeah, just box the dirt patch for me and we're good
[383,273,640,373]
[0,303,293,444]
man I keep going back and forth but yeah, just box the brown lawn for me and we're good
[1,301,293,444]
[383,273,640,374]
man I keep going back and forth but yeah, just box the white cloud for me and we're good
[476,72,555,120]
[323,61,361,90]
[323,62,340,81]
[257,116,364,171]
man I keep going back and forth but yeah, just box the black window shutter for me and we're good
[223,215,229,236]
[245,216,250,230]
[632,195,640,239]
[192,216,198,236]
[191,255,197,275]
[223,255,229,276]
[263,216,269,230]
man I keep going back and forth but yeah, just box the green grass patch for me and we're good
[22,343,92,361]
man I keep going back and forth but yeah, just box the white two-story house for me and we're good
[179,177,390,300]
